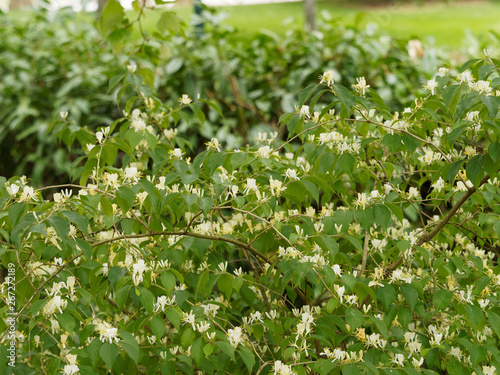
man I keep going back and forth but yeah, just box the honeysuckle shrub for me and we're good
[1,6,445,187]
[2,48,500,375]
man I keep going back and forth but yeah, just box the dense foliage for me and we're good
[0,6,443,187]
[2,3,500,375]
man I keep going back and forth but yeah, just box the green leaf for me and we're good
[336,153,355,174]
[8,202,26,227]
[216,341,235,361]
[326,297,339,313]
[345,307,364,330]
[459,58,481,73]
[470,345,486,367]
[376,285,396,311]
[482,95,500,118]
[119,330,139,365]
[139,287,155,315]
[466,154,484,186]
[60,210,89,236]
[58,311,76,333]
[488,142,500,163]
[87,338,102,367]
[343,363,361,375]
[108,74,125,93]
[400,284,419,313]
[217,274,233,300]
[382,134,402,153]
[298,84,318,106]
[116,186,135,213]
[443,84,462,118]
[199,197,214,215]
[373,204,391,229]
[166,307,181,330]
[433,289,453,311]
[98,0,125,38]
[181,327,195,349]
[161,271,176,296]
[206,152,225,175]
[47,215,70,239]
[238,346,255,372]
[157,11,184,35]
[150,315,166,339]
[465,304,484,330]
[401,133,420,154]
[191,337,204,366]
[447,358,469,375]
[447,160,463,183]
[487,311,500,338]
[115,285,131,310]
[354,206,374,231]
[99,342,119,369]
[333,84,356,115]
[100,196,114,217]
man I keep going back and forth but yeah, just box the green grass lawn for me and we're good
[163,0,500,49]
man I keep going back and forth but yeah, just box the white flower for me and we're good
[334,285,345,303]
[97,322,120,344]
[392,353,405,366]
[412,357,424,368]
[178,94,192,105]
[132,259,149,286]
[457,71,474,85]
[243,178,258,194]
[353,77,370,96]
[6,183,20,196]
[202,303,220,318]
[408,39,423,61]
[127,63,137,73]
[227,326,244,348]
[196,321,210,333]
[169,148,184,160]
[256,145,271,159]
[269,177,286,197]
[431,177,445,193]
[424,79,438,95]
[407,187,420,200]
[482,366,496,375]
[273,360,296,375]
[249,311,263,324]
[131,117,147,132]
[42,295,68,316]
[218,261,228,273]
[437,67,449,77]
[320,70,335,86]
[123,166,140,182]
[471,80,493,95]
[299,105,310,119]
[182,311,196,329]
[371,238,387,253]
[19,186,38,202]
[332,264,342,276]
[285,168,299,181]
[154,295,176,312]
[206,138,221,152]
[164,128,178,140]
[96,131,104,144]
[353,193,369,210]
[62,364,80,375]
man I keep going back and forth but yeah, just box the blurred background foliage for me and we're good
[1,0,500,187]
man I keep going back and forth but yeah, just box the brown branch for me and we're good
[385,174,490,274]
